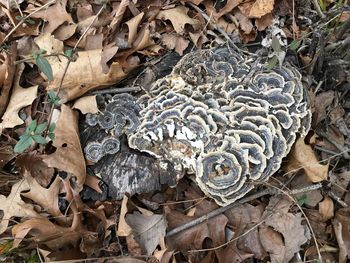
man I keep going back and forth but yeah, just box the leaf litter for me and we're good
[0,0,349,262]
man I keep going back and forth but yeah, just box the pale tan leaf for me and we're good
[42,105,86,186]
[126,212,167,255]
[0,65,38,130]
[255,13,274,31]
[0,179,40,234]
[161,33,189,55]
[234,9,253,34]
[239,0,275,18]
[72,95,98,114]
[29,0,73,33]
[117,195,133,237]
[285,137,329,182]
[125,12,144,45]
[319,196,334,222]
[156,6,199,34]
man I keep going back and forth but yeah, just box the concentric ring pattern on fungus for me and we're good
[128,47,311,206]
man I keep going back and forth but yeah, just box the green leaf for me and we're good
[15,15,23,21]
[48,91,61,106]
[26,120,37,134]
[35,122,47,134]
[48,132,55,141]
[271,36,281,52]
[35,55,53,81]
[14,135,33,153]
[64,49,74,58]
[49,123,56,133]
[297,194,308,206]
[25,19,36,25]
[267,56,278,70]
[289,39,301,51]
[32,135,47,144]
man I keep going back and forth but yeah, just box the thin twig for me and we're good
[90,86,141,95]
[1,0,56,45]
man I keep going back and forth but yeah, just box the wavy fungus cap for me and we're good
[128,47,311,206]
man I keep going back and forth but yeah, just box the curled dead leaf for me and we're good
[319,196,334,222]
[72,95,99,114]
[285,137,329,182]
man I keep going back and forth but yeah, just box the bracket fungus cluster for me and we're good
[84,93,141,162]
[127,47,311,206]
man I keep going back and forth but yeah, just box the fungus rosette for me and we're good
[128,47,311,205]
[84,94,141,162]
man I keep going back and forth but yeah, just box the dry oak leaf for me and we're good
[11,215,88,250]
[285,137,328,182]
[34,33,129,102]
[259,225,285,263]
[156,6,200,34]
[0,179,40,234]
[255,13,274,31]
[263,196,309,263]
[239,0,275,18]
[29,0,73,34]
[21,174,63,221]
[126,212,167,255]
[42,104,86,187]
[72,95,99,114]
[161,33,190,55]
[0,65,38,130]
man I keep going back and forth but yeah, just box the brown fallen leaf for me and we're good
[126,212,167,255]
[0,65,38,130]
[319,196,334,222]
[34,33,130,102]
[156,6,200,34]
[255,13,274,31]
[72,95,99,114]
[0,43,16,118]
[313,90,335,125]
[21,173,63,222]
[0,145,15,170]
[0,179,40,234]
[28,0,73,34]
[234,9,254,34]
[263,196,309,262]
[16,153,55,187]
[285,137,329,182]
[42,105,86,187]
[161,33,190,55]
[259,225,285,263]
[239,0,275,18]
[224,204,266,259]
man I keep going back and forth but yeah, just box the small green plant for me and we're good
[15,15,36,25]
[14,120,55,153]
[47,91,61,106]
[297,194,308,206]
[32,49,53,81]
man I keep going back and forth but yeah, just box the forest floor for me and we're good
[1,0,350,262]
